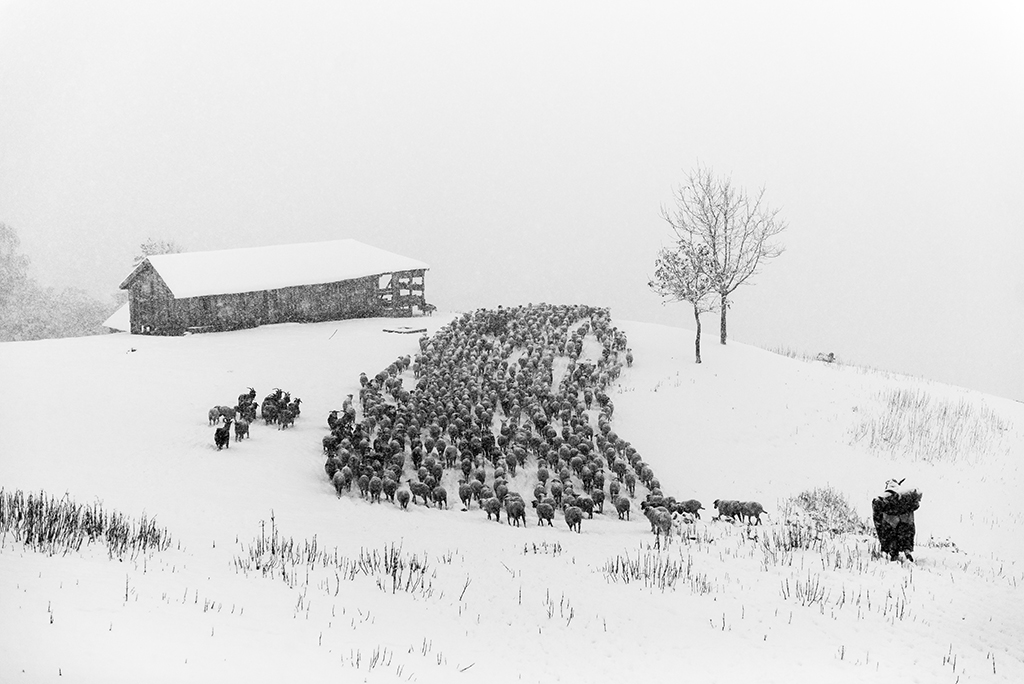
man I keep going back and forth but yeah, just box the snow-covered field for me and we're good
[1,313,1022,683]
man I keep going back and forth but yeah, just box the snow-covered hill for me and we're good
[1,314,1022,683]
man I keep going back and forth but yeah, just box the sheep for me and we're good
[339,466,354,492]
[577,495,595,519]
[323,434,340,455]
[673,499,703,519]
[674,511,697,525]
[550,480,563,505]
[642,501,674,539]
[505,497,527,527]
[208,408,221,426]
[368,476,383,503]
[469,480,484,505]
[237,387,256,409]
[234,418,250,441]
[407,480,431,506]
[431,485,448,509]
[382,477,398,503]
[213,405,236,423]
[591,490,605,514]
[652,509,673,540]
[278,409,295,430]
[324,457,340,480]
[239,402,257,423]
[215,405,236,421]
[646,493,665,509]
[713,499,743,521]
[458,482,474,509]
[739,501,767,525]
[396,489,411,509]
[331,470,346,498]
[478,485,494,506]
[563,505,583,533]
[623,472,637,497]
[614,496,631,520]
[483,496,502,522]
[639,466,655,488]
[214,419,232,450]
[357,474,370,498]
[532,500,555,526]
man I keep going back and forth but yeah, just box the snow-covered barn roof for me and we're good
[119,239,430,299]
[102,302,130,331]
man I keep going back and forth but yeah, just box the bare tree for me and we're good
[1,223,31,307]
[662,165,786,345]
[649,240,718,363]
[0,223,113,341]
[133,238,186,266]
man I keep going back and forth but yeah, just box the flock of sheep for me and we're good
[198,303,767,538]
[317,303,767,540]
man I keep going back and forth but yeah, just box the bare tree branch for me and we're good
[134,238,186,266]
[659,165,787,344]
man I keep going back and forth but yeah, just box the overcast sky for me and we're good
[1,1,1022,400]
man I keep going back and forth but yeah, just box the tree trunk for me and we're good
[693,303,702,364]
[719,291,728,345]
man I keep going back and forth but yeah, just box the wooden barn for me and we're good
[118,239,430,335]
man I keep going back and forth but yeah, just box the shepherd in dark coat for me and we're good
[872,478,922,562]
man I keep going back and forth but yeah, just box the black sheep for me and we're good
[214,419,233,450]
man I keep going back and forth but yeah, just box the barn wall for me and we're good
[165,291,266,333]
[125,264,176,334]
[123,269,425,335]
[265,275,381,324]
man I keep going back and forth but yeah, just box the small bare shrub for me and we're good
[233,514,436,597]
[602,549,713,594]
[850,387,1011,462]
[0,488,171,559]
[781,486,869,537]
[522,542,562,556]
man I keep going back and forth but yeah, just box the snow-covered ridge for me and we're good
[1,314,1021,682]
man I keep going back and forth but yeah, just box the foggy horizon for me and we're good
[1,1,1022,401]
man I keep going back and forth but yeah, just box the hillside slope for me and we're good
[1,314,1022,683]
